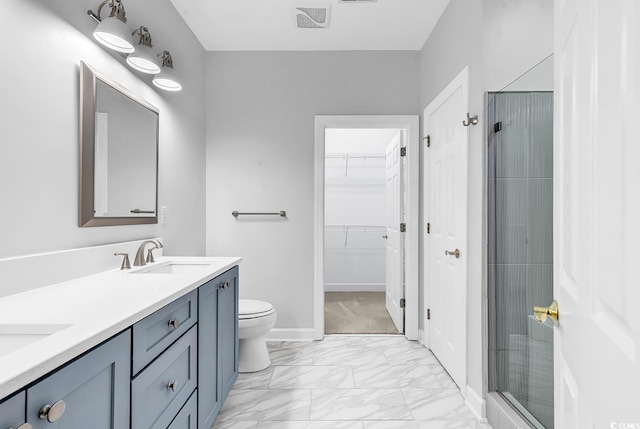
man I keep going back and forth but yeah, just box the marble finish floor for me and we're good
[212,335,492,429]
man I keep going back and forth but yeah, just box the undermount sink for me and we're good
[0,323,73,358]
[133,262,212,274]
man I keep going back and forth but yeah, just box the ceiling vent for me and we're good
[294,3,331,29]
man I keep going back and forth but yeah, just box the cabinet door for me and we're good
[26,330,130,429]
[0,391,25,428]
[167,391,197,429]
[197,277,220,429]
[218,266,239,402]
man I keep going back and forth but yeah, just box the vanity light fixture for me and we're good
[126,26,161,75]
[153,51,182,92]
[88,0,134,53]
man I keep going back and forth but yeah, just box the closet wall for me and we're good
[324,129,400,292]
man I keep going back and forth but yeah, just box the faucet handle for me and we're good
[114,253,131,270]
[146,248,157,264]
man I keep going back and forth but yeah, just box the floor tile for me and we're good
[431,365,458,389]
[382,346,438,366]
[363,420,478,428]
[234,366,274,390]
[212,421,259,429]
[313,347,388,366]
[269,346,315,366]
[352,365,441,389]
[270,365,354,389]
[310,389,412,420]
[401,389,476,420]
[257,421,364,429]
[217,389,311,421]
[344,335,415,349]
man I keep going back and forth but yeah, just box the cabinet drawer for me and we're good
[167,390,197,429]
[0,391,25,428]
[133,290,197,374]
[132,326,197,429]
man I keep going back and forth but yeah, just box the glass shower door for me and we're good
[488,91,554,428]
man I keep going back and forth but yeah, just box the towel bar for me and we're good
[232,211,286,217]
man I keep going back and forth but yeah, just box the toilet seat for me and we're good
[239,299,275,320]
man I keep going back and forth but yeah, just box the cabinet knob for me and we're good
[220,281,230,289]
[39,400,66,422]
[167,380,179,392]
[168,318,180,329]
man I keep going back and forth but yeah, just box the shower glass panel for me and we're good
[488,90,554,428]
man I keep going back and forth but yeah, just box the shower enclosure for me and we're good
[488,91,554,428]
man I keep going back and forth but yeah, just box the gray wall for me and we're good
[205,51,419,330]
[0,0,207,259]
[418,0,485,402]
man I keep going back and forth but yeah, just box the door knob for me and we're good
[533,300,559,326]
[382,235,388,239]
[445,249,460,259]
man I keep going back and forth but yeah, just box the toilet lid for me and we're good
[239,299,274,316]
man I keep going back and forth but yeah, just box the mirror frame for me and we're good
[79,61,159,227]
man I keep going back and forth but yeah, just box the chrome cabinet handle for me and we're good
[220,281,230,290]
[168,318,180,329]
[167,380,178,392]
[39,400,66,422]
[445,249,461,259]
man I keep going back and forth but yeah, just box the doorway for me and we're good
[314,116,420,341]
[323,128,403,334]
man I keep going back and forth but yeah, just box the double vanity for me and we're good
[0,256,241,429]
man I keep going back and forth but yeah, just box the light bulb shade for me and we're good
[126,43,160,74]
[93,16,134,53]
[153,67,182,91]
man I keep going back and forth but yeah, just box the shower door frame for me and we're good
[486,90,555,428]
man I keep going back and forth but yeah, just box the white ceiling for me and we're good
[168,0,451,51]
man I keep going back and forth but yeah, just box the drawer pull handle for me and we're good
[168,318,180,329]
[39,400,66,422]
[167,380,179,392]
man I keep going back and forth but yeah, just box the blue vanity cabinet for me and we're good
[198,265,239,428]
[167,391,197,429]
[197,277,221,429]
[132,290,198,375]
[218,266,239,402]
[131,326,197,429]
[26,330,131,429]
[0,391,26,428]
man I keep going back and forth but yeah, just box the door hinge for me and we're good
[426,135,431,147]
[427,308,431,320]
[494,121,503,133]
[400,147,407,157]
[400,223,406,232]
[400,298,406,308]
[427,222,430,234]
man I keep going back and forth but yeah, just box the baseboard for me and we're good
[324,283,385,292]
[465,385,487,422]
[266,328,315,341]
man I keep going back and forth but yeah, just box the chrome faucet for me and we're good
[133,239,163,266]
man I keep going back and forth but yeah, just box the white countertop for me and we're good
[0,256,242,399]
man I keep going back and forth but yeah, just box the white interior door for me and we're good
[554,0,640,426]
[424,67,469,392]
[385,133,403,333]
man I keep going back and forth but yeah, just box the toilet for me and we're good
[238,299,277,373]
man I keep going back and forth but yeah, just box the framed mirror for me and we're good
[79,61,159,227]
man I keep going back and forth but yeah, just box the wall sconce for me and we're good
[153,51,182,92]
[88,0,134,53]
[126,27,161,74]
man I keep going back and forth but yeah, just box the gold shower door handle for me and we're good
[533,300,559,326]
[445,249,460,258]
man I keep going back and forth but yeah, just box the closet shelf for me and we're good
[325,152,385,176]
